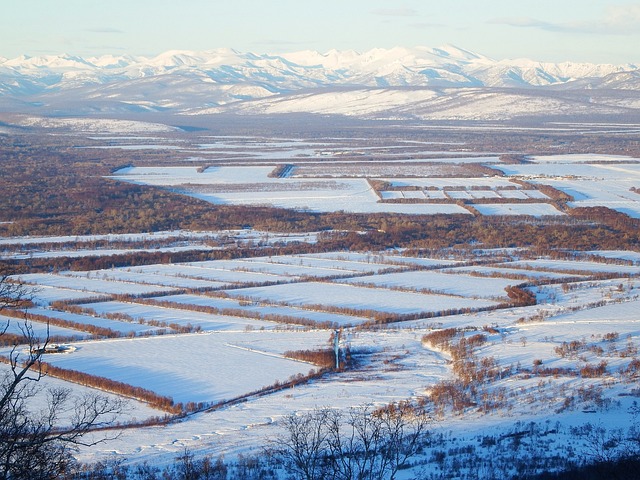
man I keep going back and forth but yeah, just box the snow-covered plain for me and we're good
[224,281,499,314]
[339,270,516,299]
[6,243,640,476]
[11,331,330,405]
[107,151,640,218]
[496,156,640,218]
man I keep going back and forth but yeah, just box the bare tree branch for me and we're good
[0,265,125,479]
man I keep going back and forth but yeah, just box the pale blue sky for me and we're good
[2,0,640,63]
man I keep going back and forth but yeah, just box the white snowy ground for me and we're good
[5,246,640,476]
[110,165,472,215]
[496,155,640,218]
[107,153,640,218]
[26,331,331,405]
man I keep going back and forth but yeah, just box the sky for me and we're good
[2,0,640,64]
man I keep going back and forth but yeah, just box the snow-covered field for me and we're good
[473,203,564,216]
[107,152,640,218]
[339,270,515,299]
[496,155,640,218]
[4,242,640,476]
[34,331,329,405]
[224,281,498,314]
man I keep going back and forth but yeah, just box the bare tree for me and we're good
[0,264,30,313]
[270,408,331,480]
[271,403,431,480]
[0,263,126,479]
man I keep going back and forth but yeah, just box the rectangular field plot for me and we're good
[472,204,564,217]
[38,331,328,404]
[496,190,548,200]
[79,300,286,331]
[446,190,500,200]
[16,273,176,296]
[380,191,406,200]
[381,177,520,189]
[27,286,111,307]
[291,251,460,269]
[503,259,640,275]
[224,282,498,316]
[444,266,581,281]
[197,258,372,277]
[0,245,212,261]
[147,294,370,327]
[0,363,163,427]
[586,250,640,264]
[28,307,165,336]
[241,255,402,274]
[126,264,289,285]
[65,268,223,290]
[338,271,514,299]
[0,314,90,340]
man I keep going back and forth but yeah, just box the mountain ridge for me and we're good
[1,45,640,121]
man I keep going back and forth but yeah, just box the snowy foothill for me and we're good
[16,116,180,133]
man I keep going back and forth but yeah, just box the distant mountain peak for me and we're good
[1,46,639,119]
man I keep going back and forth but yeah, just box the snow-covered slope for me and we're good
[1,45,639,120]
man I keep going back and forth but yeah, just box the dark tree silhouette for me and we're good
[0,263,126,480]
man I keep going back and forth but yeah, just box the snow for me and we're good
[16,116,178,133]
[0,245,212,260]
[224,281,498,315]
[37,331,329,404]
[15,273,176,297]
[0,363,163,428]
[144,294,370,327]
[504,259,640,275]
[6,244,640,475]
[0,314,90,339]
[27,307,164,336]
[473,203,564,216]
[0,229,319,247]
[495,156,640,218]
[339,270,515,299]
[529,154,640,163]
[586,250,640,264]
[82,297,333,330]
[126,263,290,285]
[103,148,640,219]
[446,266,581,281]
[112,165,473,215]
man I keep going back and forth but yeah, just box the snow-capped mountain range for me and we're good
[1,45,639,120]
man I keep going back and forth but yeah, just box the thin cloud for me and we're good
[85,27,125,34]
[253,39,312,47]
[409,22,447,29]
[490,5,640,35]
[371,8,418,17]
